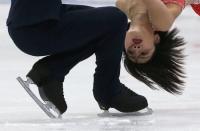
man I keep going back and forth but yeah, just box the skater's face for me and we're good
[125,25,160,63]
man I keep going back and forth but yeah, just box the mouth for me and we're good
[132,39,143,45]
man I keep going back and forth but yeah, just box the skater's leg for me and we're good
[7,4,97,115]
[9,4,147,113]
[24,6,148,113]
[26,6,129,83]
[93,24,148,112]
[92,30,125,108]
[16,6,129,114]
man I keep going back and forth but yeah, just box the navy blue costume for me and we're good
[7,0,133,108]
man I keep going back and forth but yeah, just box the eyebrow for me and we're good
[127,53,136,63]
[127,50,148,62]
[138,53,153,63]
[127,46,153,63]
[139,48,155,60]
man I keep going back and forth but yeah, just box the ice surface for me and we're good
[1,3,200,131]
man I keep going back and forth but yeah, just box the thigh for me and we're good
[61,4,94,12]
[53,6,126,54]
[8,4,94,56]
[8,5,126,56]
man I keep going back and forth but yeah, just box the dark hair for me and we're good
[123,28,186,94]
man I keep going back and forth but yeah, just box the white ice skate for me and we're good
[17,77,62,119]
[98,107,153,117]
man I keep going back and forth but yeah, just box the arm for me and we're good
[115,0,129,15]
[143,0,182,31]
[115,0,147,21]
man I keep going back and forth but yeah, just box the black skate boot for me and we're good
[98,84,148,113]
[26,64,67,114]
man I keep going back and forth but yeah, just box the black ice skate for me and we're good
[98,84,153,117]
[17,65,67,119]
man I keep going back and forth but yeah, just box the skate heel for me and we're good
[45,101,62,118]
[98,107,153,117]
[26,77,34,84]
[145,107,153,115]
[98,103,110,111]
[17,76,62,119]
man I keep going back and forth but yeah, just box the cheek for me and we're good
[143,38,155,49]
[125,41,131,51]
[125,33,133,50]
[146,45,156,57]
[142,43,154,53]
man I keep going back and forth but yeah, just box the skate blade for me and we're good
[98,107,153,117]
[17,77,62,119]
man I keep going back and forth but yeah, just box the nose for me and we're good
[133,44,142,49]
[130,44,142,58]
[131,39,143,54]
[132,39,142,50]
[127,39,143,58]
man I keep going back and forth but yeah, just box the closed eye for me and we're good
[141,52,149,57]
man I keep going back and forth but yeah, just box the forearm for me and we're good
[143,0,175,31]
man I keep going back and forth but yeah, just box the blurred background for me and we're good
[0,1,200,131]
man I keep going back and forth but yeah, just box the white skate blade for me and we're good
[17,77,62,119]
[98,107,153,117]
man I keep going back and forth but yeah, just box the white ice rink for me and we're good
[1,2,200,131]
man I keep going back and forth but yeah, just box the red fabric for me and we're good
[161,0,185,8]
[191,4,200,16]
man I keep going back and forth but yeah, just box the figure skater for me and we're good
[7,0,149,117]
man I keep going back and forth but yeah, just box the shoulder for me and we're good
[161,0,184,18]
